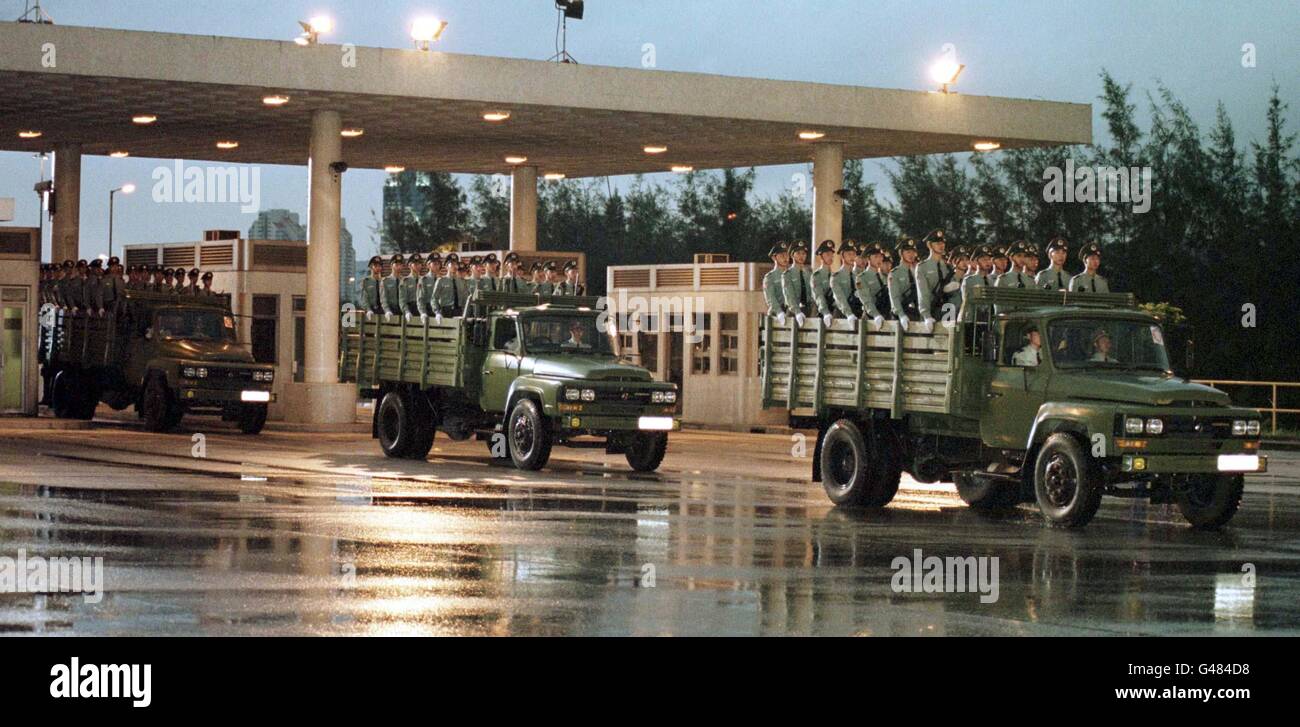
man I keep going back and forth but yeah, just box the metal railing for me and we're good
[1192,379,1300,433]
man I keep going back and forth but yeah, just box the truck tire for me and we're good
[237,404,268,435]
[1033,433,1103,527]
[955,472,1020,510]
[142,374,182,432]
[51,369,75,419]
[819,419,889,507]
[870,433,903,507]
[625,432,668,472]
[1174,473,1243,530]
[377,391,414,458]
[404,392,436,460]
[507,398,552,471]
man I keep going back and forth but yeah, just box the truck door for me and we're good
[480,318,521,412]
[981,321,1049,449]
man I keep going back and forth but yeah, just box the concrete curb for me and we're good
[1262,440,1300,452]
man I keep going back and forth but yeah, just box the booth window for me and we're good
[719,313,739,375]
[251,295,278,365]
[690,313,712,374]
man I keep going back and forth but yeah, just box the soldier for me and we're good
[763,242,792,323]
[84,259,106,315]
[433,253,462,316]
[161,267,177,294]
[854,242,888,326]
[916,228,957,327]
[961,244,997,302]
[1070,242,1110,293]
[525,262,542,293]
[558,260,583,295]
[829,240,860,323]
[416,253,441,322]
[199,271,218,297]
[991,244,1011,277]
[1036,237,1071,291]
[484,253,502,292]
[782,240,814,324]
[808,240,838,326]
[499,252,527,294]
[360,255,384,316]
[57,261,77,310]
[400,254,424,319]
[1024,241,1041,277]
[381,254,405,318]
[457,262,475,311]
[534,261,556,296]
[888,238,924,329]
[101,261,127,316]
[943,244,971,313]
[181,267,200,295]
[1012,326,1044,366]
[995,241,1035,288]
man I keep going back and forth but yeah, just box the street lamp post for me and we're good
[108,183,135,259]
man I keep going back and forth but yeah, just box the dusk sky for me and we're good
[2,0,1296,261]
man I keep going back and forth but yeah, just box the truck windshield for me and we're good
[155,308,236,342]
[520,314,614,355]
[1047,318,1170,371]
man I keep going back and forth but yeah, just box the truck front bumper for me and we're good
[179,387,277,405]
[556,413,680,432]
[1118,453,1268,474]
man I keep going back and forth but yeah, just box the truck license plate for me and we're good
[638,416,674,431]
[1217,454,1260,472]
[241,390,271,403]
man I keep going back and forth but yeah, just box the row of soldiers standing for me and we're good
[358,251,586,321]
[40,258,222,316]
[763,230,1110,330]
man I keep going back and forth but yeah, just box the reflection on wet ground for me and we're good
[0,429,1296,636]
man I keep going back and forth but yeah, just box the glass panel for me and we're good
[1,305,23,410]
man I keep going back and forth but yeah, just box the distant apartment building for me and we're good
[248,209,355,304]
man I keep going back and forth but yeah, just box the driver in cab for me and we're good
[1012,326,1043,366]
[1090,328,1118,362]
[561,320,589,350]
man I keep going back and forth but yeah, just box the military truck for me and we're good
[42,290,276,433]
[761,287,1266,529]
[339,291,679,471]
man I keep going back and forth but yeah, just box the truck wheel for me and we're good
[51,369,74,418]
[625,432,668,472]
[404,392,435,460]
[1174,474,1243,530]
[819,419,887,507]
[508,398,552,471]
[237,404,268,435]
[142,375,182,432]
[377,391,414,458]
[1033,433,1102,528]
[869,431,902,507]
[955,472,1020,510]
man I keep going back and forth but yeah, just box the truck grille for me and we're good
[1164,415,1235,439]
[594,389,654,404]
[207,367,255,382]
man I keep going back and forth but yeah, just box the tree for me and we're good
[841,159,895,246]
[469,175,510,247]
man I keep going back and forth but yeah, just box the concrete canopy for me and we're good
[1,23,1090,178]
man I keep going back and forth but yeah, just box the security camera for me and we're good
[832,188,849,201]
[329,161,349,175]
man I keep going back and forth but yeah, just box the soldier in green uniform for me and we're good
[531,261,553,296]
[359,255,384,316]
[943,244,970,314]
[559,261,583,295]
[1024,241,1041,278]
[416,253,441,321]
[400,254,424,319]
[854,242,888,326]
[1070,242,1110,293]
[915,229,956,329]
[484,253,503,292]
[829,240,860,323]
[179,267,199,295]
[808,240,837,326]
[995,241,1035,288]
[432,253,461,317]
[85,260,106,315]
[161,267,177,294]
[763,242,792,323]
[961,244,997,303]
[1036,237,1071,290]
[101,260,127,316]
[199,272,218,297]
[888,238,922,328]
[991,244,1011,277]
[381,254,405,318]
[782,240,814,325]
[498,252,526,294]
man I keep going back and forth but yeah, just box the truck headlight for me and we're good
[565,388,581,401]
[183,366,197,379]
[253,370,275,382]
[1145,418,1163,435]
[662,390,677,404]
[580,389,596,402]
[1245,420,1260,436]
[1125,417,1144,434]
[1232,420,1246,436]
[196,367,208,379]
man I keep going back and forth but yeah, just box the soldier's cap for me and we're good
[427,252,443,262]
[201,272,213,281]
[503,252,520,263]
[163,267,175,276]
[563,260,578,271]
[188,268,200,276]
[368,255,383,267]
[947,245,970,261]
[458,263,471,273]
[530,262,543,272]
[486,253,499,263]
[1079,242,1102,261]
[407,253,425,265]
[1046,237,1069,253]
[879,249,897,265]
[924,229,947,246]
[895,238,918,254]
[470,256,484,266]
[815,239,836,256]
[767,241,788,258]
[544,261,558,271]
[859,242,882,256]
[76,259,88,268]
[62,260,74,268]
[789,240,809,254]
[1092,328,1110,343]
[974,244,995,259]
[390,253,405,264]
[107,256,120,266]
[1025,241,1041,255]
[1008,240,1031,257]
[838,240,858,255]
[444,252,460,263]
[89,259,103,269]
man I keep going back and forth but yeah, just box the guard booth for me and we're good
[0,226,40,414]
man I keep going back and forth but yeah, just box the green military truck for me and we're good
[762,287,1266,529]
[43,290,276,433]
[339,291,680,471]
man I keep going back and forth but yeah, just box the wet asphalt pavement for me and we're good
[0,416,1297,636]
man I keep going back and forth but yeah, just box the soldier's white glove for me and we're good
[434,313,443,325]
[420,313,428,324]
[872,315,884,328]
[846,314,858,326]
[98,309,106,317]
[943,281,962,293]
[822,313,833,328]
[794,313,806,327]
[898,315,910,330]
[383,313,392,322]
[922,318,935,334]
[775,312,786,326]
[365,310,374,320]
